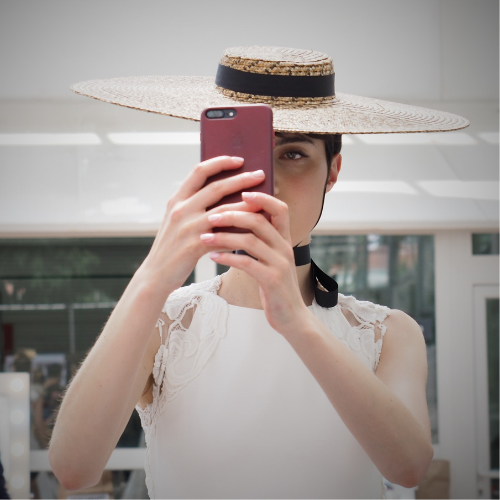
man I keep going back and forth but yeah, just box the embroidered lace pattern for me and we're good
[135,275,229,438]
[135,274,391,436]
[335,293,391,372]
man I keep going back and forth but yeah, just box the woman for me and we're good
[49,46,468,499]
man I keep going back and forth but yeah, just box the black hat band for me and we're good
[215,64,335,99]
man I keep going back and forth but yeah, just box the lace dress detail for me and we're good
[335,293,391,371]
[135,273,392,499]
[136,274,391,434]
[136,275,228,437]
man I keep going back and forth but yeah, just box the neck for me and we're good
[217,260,315,310]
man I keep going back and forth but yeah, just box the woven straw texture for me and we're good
[220,46,334,76]
[70,46,469,134]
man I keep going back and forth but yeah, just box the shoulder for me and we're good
[334,295,426,371]
[336,292,391,331]
[371,308,428,389]
[379,308,426,354]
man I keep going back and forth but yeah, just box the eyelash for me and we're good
[281,149,308,160]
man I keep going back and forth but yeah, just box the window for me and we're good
[0,238,194,453]
[215,235,438,441]
[472,233,500,255]
[310,234,438,442]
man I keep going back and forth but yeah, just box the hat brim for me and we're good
[71,76,469,134]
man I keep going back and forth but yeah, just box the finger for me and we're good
[175,156,244,201]
[200,231,267,260]
[207,200,262,216]
[200,230,291,270]
[189,169,266,213]
[174,201,262,259]
[206,210,285,252]
[241,192,291,244]
[197,200,261,235]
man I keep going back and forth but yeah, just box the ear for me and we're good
[325,153,342,193]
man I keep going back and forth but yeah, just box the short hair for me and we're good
[307,134,342,172]
[275,132,342,173]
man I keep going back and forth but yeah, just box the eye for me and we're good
[282,149,307,160]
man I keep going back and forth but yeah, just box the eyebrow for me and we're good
[275,134,314,146]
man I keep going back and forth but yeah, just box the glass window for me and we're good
[472,233,500,255]
[309,234,438,443]
[216,235,438,442]
[0,238,194,454]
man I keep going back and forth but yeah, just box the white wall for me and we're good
[0,0,497,101]
[435,231,499,499]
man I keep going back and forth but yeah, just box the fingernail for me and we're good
[242,192,257,199]
[200,233,214,242]
[252,170,264,178]
[231,156,244,162]
[208,214,221,222]
[209,252,220,259]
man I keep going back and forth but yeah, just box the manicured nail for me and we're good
[242,192,257,199]
[251,170,264,178]
[209,252,220,259]
[200,233,214,242]
[208,214,221,222]
[231,156,244,162]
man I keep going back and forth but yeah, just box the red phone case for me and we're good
[200,104,274,233]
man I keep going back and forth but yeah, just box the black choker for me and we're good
[234,245,338,308]
[293,244,338,308]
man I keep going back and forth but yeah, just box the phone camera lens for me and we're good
[206,110,224,118]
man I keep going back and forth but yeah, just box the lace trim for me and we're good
[136,275,229,435]
[136,275,391,435]
[336,293,391,371]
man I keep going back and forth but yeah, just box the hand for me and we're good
[200,190,312,336]
[139,156,265,293]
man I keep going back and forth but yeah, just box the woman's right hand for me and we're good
[139,155,264,293]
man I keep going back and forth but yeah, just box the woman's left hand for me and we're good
[200,190,312,336]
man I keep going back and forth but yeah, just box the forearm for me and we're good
[283,312,433,488]
[49,264,172,489]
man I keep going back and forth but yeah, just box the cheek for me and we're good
[279,172,326,232]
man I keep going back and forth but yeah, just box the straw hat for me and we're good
[71,46,469,134]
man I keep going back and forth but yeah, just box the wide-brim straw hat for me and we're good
[71,46,469,134]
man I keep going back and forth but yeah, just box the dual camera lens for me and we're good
[206,109,236,119]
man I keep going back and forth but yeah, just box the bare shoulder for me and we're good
[382,309,426,348]
[376,308,428,381]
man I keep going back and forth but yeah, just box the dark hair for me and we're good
[308,134,342,172]
[275,132,342,172]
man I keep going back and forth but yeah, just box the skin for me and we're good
[49,134,433,490]
[200,135,434,486]
[215,133,336,316]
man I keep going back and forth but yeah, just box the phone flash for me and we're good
[229,112,234,116]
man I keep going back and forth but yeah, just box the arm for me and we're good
[49,273,171,490]
[282,308,433,488]
[48,156,265,491]
[201,192,433,488]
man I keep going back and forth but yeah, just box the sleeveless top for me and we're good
[135,273,391,499]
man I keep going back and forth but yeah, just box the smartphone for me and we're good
[200,104,274,233]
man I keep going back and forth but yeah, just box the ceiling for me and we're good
[0,0,498,234]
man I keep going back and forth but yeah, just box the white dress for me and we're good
[135,273,391,499]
